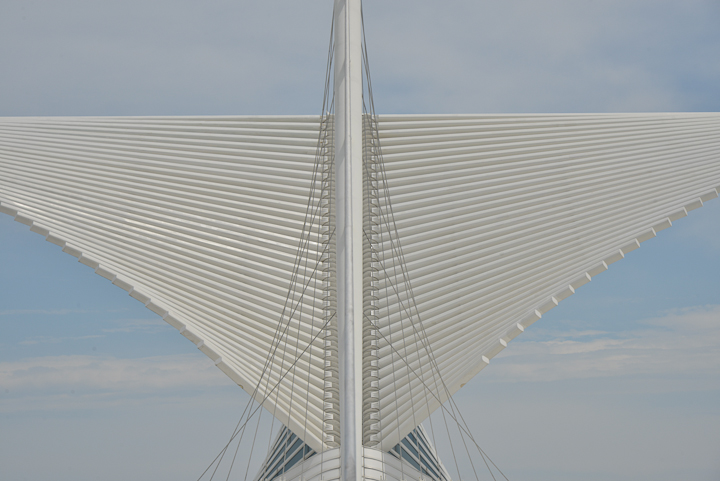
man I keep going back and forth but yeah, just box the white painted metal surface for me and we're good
[333,0,364,479]
[2,112,720,457]
[371,113,720,450]
[0,115,330,452]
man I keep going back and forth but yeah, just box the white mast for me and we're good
[334,0,364,480]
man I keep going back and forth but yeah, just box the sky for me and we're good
[1,1,720,480]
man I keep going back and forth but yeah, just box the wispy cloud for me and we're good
[0,354,232,413]
[101,318,167,334]
[0,308,91,316]
[485,304,720,384]
[0,307,130,316]
[15,318,167,346]
[19,334,105,346]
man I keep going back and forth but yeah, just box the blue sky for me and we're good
[1,1,720,480]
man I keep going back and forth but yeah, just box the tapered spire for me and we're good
[333,0,364,479]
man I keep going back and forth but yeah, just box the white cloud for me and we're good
[101,317,167,333]
[484,304,720,384]
[8,317,169,348]
[0,354,232,413]
[0,308,90,316]
[19,334,105,346]
[0,307,130,316]
[15,318,166,345]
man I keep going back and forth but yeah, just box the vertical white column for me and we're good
[334,0,364,480]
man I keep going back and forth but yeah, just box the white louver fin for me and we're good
[372,113,720,450]
[0,115,332,452]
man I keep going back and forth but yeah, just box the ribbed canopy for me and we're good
[372,113,720,449]
[2,113,719,453]
[0,115,330,450]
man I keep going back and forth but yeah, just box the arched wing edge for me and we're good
[0,199,250,390]
[377,186,720,452]
[1,199,330,453]
[454,186,720,389]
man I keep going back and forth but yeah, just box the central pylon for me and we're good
[333,0,364,480]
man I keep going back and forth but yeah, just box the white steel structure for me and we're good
[1,0,720,479]
[334,1,364,478]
